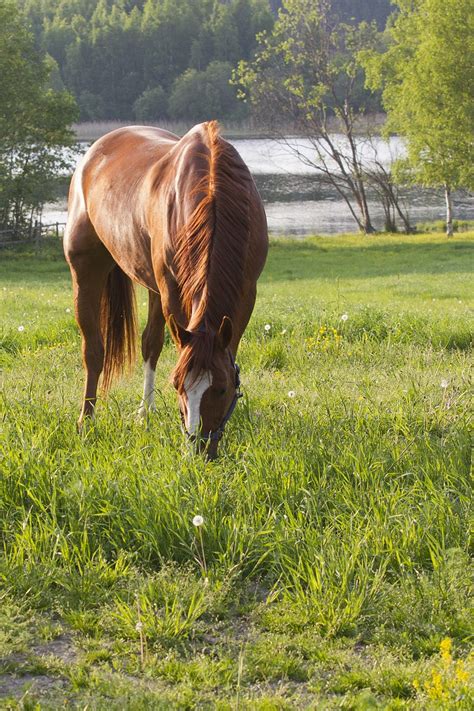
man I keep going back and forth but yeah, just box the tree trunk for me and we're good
[445,184,454,237]
[361,203,376,234]
[356,177,375,234]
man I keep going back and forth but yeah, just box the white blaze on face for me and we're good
[183,371,213,435]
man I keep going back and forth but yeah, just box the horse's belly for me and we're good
[89,208,159,293]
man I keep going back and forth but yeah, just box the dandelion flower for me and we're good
[440,379,449,389]
[193,515,204,527]
[65,308,71,313]
[264,323,271,332]
[288,390,296,398]
[18,325,25,332]
[340,313,348,322]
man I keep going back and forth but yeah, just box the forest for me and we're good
[18,0,393,121]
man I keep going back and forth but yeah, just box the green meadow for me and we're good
[0,233,473,709]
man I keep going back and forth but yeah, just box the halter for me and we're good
[182,351,243,444]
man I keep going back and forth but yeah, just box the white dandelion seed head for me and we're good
[18,325,25,332]
[288,390,296,398]
[193,515,204,527]
[264,323,271,331]
[440,379,449,389]
[340,313,349,322]
[65,308,71,313]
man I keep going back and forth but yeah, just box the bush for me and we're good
[168,61,247,122]
[133,86,167,122]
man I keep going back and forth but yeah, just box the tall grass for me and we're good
[0,232,472,707]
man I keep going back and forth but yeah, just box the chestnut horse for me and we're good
[64,121,268,458]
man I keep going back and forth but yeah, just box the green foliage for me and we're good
[0,1,77,231]
[169,61,247,122]
[133,86,167,121]
[18,0,274,121]
[271,0,394,28]
[236,0,380,120]
[361,0,474,192]
[235,0,381,232]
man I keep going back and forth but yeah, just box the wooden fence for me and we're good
[0,221,66,250]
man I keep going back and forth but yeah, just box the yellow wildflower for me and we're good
[440,637,453,667]
[455,660,469,684]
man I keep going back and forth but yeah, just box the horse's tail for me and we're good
[100,265,137,392]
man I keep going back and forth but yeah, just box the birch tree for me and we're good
[361,0,474,236]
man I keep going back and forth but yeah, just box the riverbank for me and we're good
[1,233,472,708]
[72,114,387,141]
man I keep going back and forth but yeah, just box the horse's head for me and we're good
[169,315,241,459]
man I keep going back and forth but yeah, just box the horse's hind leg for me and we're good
[65,225,114,427]
[138,290,165,418]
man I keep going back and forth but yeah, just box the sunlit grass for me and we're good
[0,232,473,707]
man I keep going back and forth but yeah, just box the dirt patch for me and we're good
[32,634,78,665]
[0,673,68,700]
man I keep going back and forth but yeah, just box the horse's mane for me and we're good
[171,120,251,391]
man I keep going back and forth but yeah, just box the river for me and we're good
[44,136,473,235]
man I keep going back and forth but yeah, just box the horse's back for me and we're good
[65,126,179,290]
[65,123,268,299]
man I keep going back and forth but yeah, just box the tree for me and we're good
[361,0,474,236]
[0,1,77,232]
[133,86,167,121]
[169,61,247,122]
[235,0,379,234]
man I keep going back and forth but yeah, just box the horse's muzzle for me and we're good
[186,431,219,460]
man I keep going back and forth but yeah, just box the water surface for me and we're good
[44,136,473,235]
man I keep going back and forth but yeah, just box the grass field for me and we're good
[0,233,473,709]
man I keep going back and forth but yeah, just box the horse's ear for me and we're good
[217,316,233,350]
[168,314,191,348]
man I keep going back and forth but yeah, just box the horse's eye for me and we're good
[218,388,226,396]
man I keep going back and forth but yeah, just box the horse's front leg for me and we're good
[138,290,165,418]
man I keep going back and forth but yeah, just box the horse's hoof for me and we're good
[77,416,94,434]
[137,404,156,421]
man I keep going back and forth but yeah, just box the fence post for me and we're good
[34,220,41,253]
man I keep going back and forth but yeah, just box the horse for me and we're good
[64,121,268,458]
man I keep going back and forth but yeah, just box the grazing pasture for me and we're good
[1,233,473,708]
